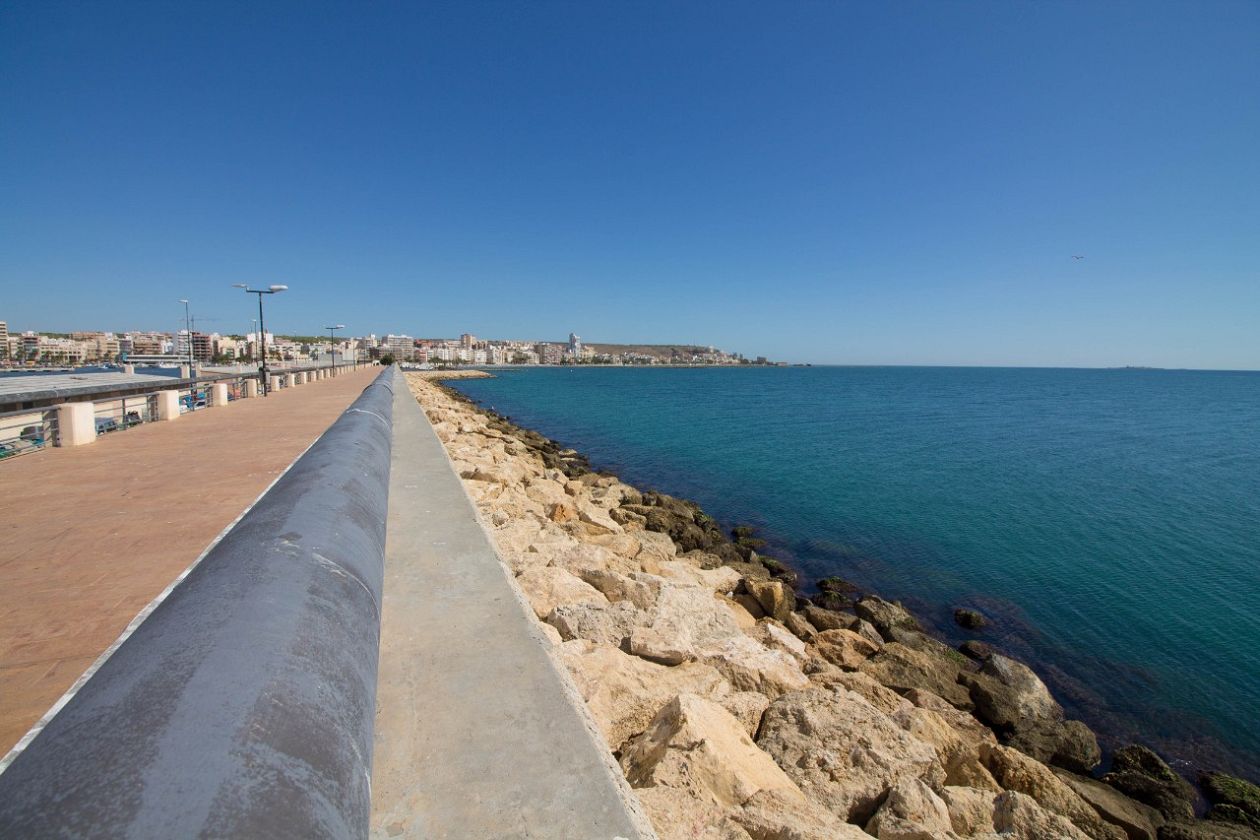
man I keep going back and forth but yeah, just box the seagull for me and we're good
[1072,255,1085,260]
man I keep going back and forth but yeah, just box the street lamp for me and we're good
[178,299,194,374]
[232,284,288,395]
[324,325,345,376]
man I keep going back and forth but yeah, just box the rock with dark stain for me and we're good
[954,607,987,630]
[1101,745,1197,822]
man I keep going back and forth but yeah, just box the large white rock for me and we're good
[992,790,1092,840]
[536,540,617,577]
[694,633,810,699]
[628,582,746,665]
[635,529,679,563]
[753,619,809,661]
[581,505,624,536]
[556,639,728,751]
[813,628,881,669]
[734,789,871,840]
[546,599,647,647]
[941,785,998,836]
[524,477,571,508]
[893,705,999,791]
[514,566,607,619]
[658,560,742,595]
[756,687,945,824]
[980,743,1123,840]
[579,568,658,610]
[621,694,807,809]
[864,777,954,840]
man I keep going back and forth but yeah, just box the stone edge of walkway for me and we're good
[371,367,657,839]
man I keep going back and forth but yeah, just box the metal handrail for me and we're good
[0,407,59,458]
[0,364,368,461]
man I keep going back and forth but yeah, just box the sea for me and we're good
[449,365,1260,781]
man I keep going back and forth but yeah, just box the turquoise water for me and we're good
[451,366,1260,779]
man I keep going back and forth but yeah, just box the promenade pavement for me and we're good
[0,367,379,756]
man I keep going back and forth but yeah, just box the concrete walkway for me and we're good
[0,368,380,756]
[371,371,654,839]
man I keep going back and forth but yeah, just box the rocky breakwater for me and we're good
[406,372,1260,840]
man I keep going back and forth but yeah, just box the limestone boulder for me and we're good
[861,642,973,710]
[981,743,1124,840]
[993,790,1092,840]
[621,694,806,809]
[468,459,528,486]
[715,691,771,739]
[537,620,563,647]
[537,541,618,577]
[659,560,742,594]
[584,531,642,559]
[634,528,678,563]
[719,595,758,631]
[756,687,945,824]
[904,688,998,752]
[556,639,728,751]
[1157,820,1260,840]
[864,777,954,840]
[810,670,910,716]
[628,582,746,665]
[514,566,607,619]
[801,604,855,632]
[1100,745,1197,822]
[854,595,921,639]
[813,628,881,670]
[784,611,817,642]
[734,593,766,620]
[695,633,810,699]
[753,619,808,661]
[546,599,646,647]
[961,653,1101,773]
[525,477,571,509]
[1202,772,1260,832]
[893,704,999,792]
[579,568,658,610]
[745,579,795,623]
[1054,768,1164,840]
[633,785,752,840]
[941,786,998,836]
[577,500,623,535]
[735,789,871,840]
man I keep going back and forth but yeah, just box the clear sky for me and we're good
[2,1,1257,368]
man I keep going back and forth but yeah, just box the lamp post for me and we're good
[324,325,344,376]
[232,284,288,395]
[178,299,194,373]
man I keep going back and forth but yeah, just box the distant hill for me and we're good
[584,343,726,361]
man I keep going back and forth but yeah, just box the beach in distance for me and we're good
[446,364,1260,781]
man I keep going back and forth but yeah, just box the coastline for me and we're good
[406,370,1260,840]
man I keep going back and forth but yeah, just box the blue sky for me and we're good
[2,1,1257,367]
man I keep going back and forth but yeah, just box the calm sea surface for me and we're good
[450,366,1260,779]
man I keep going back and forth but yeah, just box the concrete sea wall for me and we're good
[0,368,395,837]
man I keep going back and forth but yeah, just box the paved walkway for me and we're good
[370,372,653,839]
[0,367,379,755]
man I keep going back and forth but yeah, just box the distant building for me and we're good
[568,332,582,358]
[460,333,476,350]
[0,321,8,361]
[189,332,213,362]
[536,342,562,365]
[382,334,416,361]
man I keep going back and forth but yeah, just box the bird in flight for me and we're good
[1071,255,1085,260]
